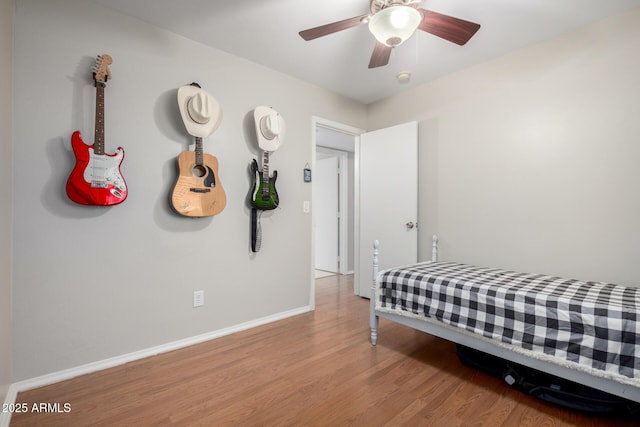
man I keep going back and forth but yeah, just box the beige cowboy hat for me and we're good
[254,106,286,152]
[177,83,222,138]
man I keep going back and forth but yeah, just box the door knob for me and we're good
[406,221,415,230]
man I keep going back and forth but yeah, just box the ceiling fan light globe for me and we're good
[368,5,422,47]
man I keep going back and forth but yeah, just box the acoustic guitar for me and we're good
[250,150,279,211]
[171,136,226,217]
[66,54,127,206]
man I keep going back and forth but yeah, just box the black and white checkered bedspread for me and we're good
[377,262,640,381]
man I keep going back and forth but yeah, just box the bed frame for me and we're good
[370,235,640,403]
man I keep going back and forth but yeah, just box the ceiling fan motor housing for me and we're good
[369,0,421,14]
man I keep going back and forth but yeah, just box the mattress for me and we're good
[377,261,640,382]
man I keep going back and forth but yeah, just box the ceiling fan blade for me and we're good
[299,13,369,41]
[417,9,481,46]
[368,42,392,69]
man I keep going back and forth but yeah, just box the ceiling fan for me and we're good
[299,0,481,69]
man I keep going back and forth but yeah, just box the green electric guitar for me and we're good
[250,150,279,210]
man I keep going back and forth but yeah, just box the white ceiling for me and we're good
[92,0,640,104]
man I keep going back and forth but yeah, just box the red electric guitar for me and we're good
[66,54,127,206]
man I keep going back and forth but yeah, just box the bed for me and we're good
[370,236,640,403]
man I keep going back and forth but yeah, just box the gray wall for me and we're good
[0,0,14,402]
[368,8,640,286]
[12,0,366,381]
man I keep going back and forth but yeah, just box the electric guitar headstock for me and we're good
[92,54,112,88]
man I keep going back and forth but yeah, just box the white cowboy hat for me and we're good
[177,83,222,138]
[254,106,286,152]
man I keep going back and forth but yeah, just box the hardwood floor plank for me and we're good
[10,275,640,426]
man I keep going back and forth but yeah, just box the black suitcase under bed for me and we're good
[455,344,640,417]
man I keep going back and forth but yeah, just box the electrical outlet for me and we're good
[193,290,204,308]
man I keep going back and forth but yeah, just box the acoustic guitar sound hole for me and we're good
[192,165,207,178]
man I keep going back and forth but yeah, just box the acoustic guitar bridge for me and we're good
[190,188,211,193]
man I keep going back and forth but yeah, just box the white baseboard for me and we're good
[0,304,311,426]
[0,384,18,427]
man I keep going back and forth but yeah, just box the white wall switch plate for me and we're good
[193,290,204,307]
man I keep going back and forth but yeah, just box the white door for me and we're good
[315,156,339,272]
[356,121,418,297]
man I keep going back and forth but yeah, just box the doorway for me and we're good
[309,118,418,308]
[310,117,363,308]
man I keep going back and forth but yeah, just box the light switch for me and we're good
[303,200,310,213]
[193,290,204,307]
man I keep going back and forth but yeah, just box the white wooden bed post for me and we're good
[370,240,380,345]
[432,234,438,262]
[371,235,438,345]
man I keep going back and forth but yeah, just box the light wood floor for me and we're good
[11,275,640,426]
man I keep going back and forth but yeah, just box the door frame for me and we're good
[310,117,364,309]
